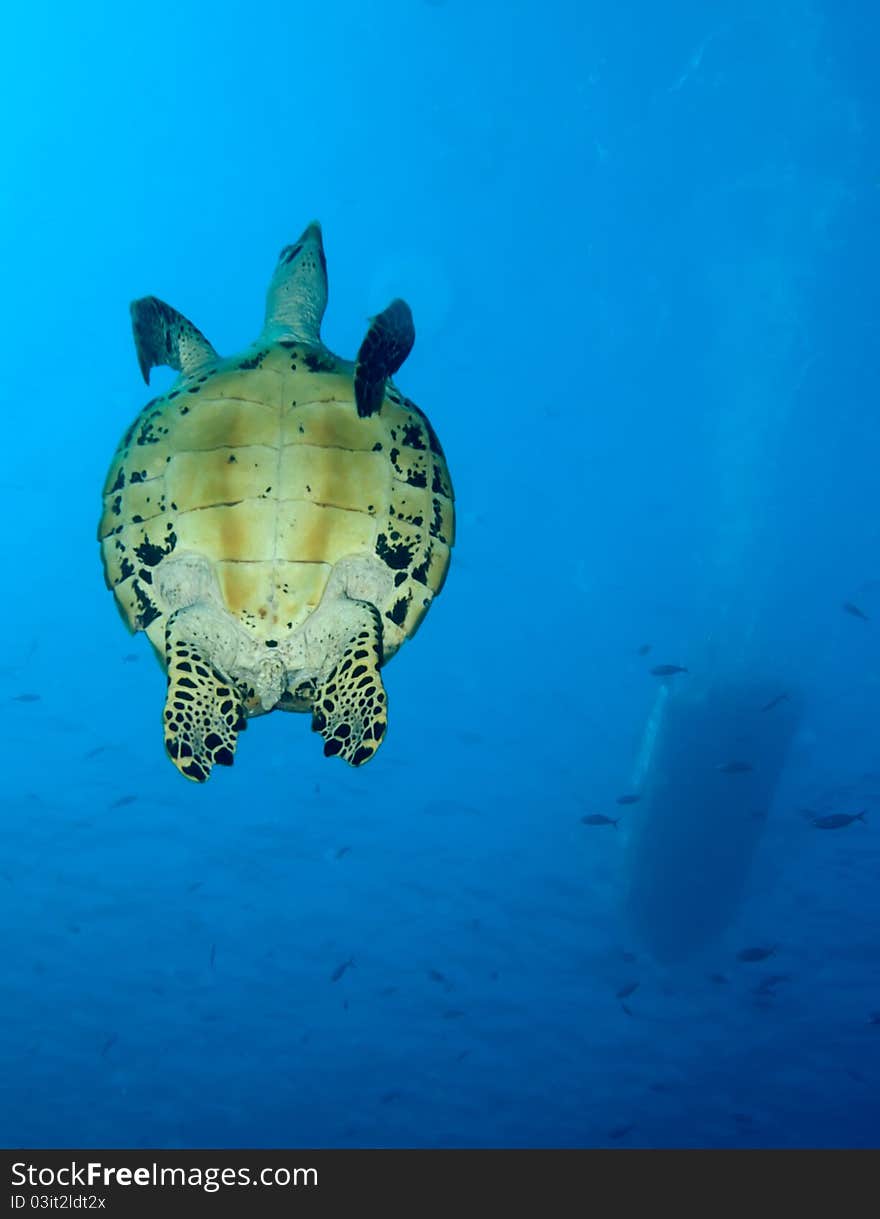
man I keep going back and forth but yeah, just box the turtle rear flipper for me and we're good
[163,614,245,783]
[354,298,415,418]
[311,601,387,766]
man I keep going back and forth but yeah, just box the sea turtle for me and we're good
[98,222,454,782]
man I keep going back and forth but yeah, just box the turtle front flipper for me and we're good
[354,298,415,418]
[311,601,387,766]
[162,613,245,783]
[130,296,218,384]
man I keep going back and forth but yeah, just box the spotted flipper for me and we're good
[354,298,415,418]
[162,616,245,783]
[311,601,387,766]
[130,296,218,385]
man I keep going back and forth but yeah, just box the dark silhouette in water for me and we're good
[625,679,801,964]
[331,957,355,983]
[760,692,789,712]
[737,946,777,963]
[811,811,866,829]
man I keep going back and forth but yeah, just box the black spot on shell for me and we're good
[134,539,165,567]
[376,533,414,571]
[402,423,425,449]
[387,596,409,626]
[430,498,446,541]
[132,580,160,629]
[411,551,431,585]
[405,396,446,458]
[304,350,335,373]
[432,466,450,495]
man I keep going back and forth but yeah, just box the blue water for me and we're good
[1,0,878,1148]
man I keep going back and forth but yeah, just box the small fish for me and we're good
[100,1034,117,1057]
[650,664,688,676]
[380,1090,402,1105]
[110,794,137,809]
[428,969,448,985]
[843,601,869,621]
[811,811,866,830]
[607,1123,634,1140]
[84,745,108,759]
[334,846,352,859]
[733,1112,753,1127]
[716,760,753,774]
[737,945,777,963]
[12,693,41,703]
[636,644,652,656]
[750,810,768,821]
[443,1008,465,1019]
[616,982,639,1000]
[616,794,641,805]
[868,1012,880,1026]
[580,814,619,828]
[209,943,216,969]
[754,973,788,995]
[709,973,728,984]
[331,956,355,983]
[620,1002,634,1017]
[454,1049,470,1062]
[760,692,789,712]
[186,881,203,893]
[122,652,139,663]
[621,951,637,963]
[378,986,398,997]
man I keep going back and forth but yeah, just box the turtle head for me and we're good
[263,220,328,345]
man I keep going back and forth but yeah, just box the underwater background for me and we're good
[1,0,878,1149]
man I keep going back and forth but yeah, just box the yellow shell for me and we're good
[98,341,454,689]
